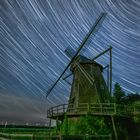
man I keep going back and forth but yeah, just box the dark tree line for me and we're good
[113,82,140,105]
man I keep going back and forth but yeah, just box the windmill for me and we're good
[45,11,140,139]
[46,12,114,138]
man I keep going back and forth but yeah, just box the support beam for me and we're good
[92,46,112,61]
[107,65,109,91]
[103,65,109,90]
[62,73,73,80]
[63,79,71,85]
[109,47,112,96]
[92,46,112,96]
[103,64,109,70]
[111,116,118,140]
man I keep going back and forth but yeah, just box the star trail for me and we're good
[0,0,140,124]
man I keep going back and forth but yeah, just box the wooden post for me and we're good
[107,65,109,91]
[76,79,79,111]
[49,119,51,130]
[111,116,118,140]
[109,47,112,96]
[88,103,90,112]
[103,65,109,91]
[52,107,53,116]
[63,104,65,113]
[114,103,116,115]
[56,117,58,134]
[101,103,103,114]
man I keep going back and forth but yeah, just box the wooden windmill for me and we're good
[47,12,112,113]
[46,12,114,138]
[45,12,140,140]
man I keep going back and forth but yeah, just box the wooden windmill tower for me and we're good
[68,55,110,110]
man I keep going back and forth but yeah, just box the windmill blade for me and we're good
[46,12,107,97]
[75,62,95,85]
[63,73,73,80]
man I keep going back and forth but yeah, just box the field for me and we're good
[0,125,112,140]
[0,125,56,140]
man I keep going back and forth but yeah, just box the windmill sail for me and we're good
[65,47,76,58]
[46,12,107,97]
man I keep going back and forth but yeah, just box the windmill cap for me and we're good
[71,55,103,72]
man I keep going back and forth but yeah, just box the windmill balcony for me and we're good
[47,103,139,119]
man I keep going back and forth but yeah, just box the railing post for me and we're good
[56,117,58,134]
[101,103,102,114]
[49,119,51,131]
[88,103,90,112]
[52,108,53,116]
[114,103,116,115]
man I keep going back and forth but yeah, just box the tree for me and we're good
[78,115,110,135]
[113,82,125,104]
[123,92,140,105]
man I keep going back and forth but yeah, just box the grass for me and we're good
[0,125,55,140]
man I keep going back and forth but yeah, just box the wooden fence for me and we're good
[0,132,112,140]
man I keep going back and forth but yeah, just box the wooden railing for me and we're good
[47,103,137,118]
[47,104,68,117]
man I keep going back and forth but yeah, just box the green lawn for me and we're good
[0,126,55,140]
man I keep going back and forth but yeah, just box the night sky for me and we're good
[0,0,140,125]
